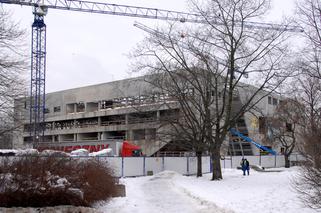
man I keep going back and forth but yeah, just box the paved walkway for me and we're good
[99,171,232,213]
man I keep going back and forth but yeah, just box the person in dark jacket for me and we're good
[240,158,250,176]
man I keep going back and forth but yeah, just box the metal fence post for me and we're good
[223,158,225,168]
[274,154,277,168]
[121,157,124,177]
[162,156,165,171]
[143,156,146,176]
[186,156,189,176]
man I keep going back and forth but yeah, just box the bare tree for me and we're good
[267,99,304,168]
[0,9,27,148]
[290,75,321,210]
[131,0,291,180]
[144,69,217,177]
[292,1,321,209]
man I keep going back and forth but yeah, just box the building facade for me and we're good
[13,76,285,156]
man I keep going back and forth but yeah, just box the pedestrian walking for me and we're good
[240,158,250,176]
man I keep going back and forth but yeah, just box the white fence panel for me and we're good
[145,157,164,175]
[297,155,306,161]
[188,157,197,175]
[231,156,244,168]
[221,158,232,168]
[99,157,122,177]
[291,154,305,161]
[275,155,285,167]
[261,155,276,168]
[164,157,187,174]
[202,156,211,173]
[124,157,144,177]
[245,156,260,167]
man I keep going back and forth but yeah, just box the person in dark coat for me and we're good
[240,158,250,176]
[240,158,246,175]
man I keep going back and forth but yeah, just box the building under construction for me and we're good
[13,76,283,156]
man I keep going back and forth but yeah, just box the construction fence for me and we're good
[94,154,305,177]
[0,154,305,177]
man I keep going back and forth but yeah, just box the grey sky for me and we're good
[3,0,296,93]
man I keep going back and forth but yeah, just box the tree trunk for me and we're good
[196,151,202,177]
[285,154,291,168]
[211,147,222,180]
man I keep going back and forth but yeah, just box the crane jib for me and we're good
[0,0,303,32]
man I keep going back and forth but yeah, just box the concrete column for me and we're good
[157,111,160,121]
[73,133,77,142]
[127,130,134,140]
[125,114,128,125]
[98,101,101,110]
[98,117,101,126]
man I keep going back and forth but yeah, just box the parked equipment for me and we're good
[120,141,143,157]
[230,128,277,155]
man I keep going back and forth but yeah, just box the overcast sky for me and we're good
[3,0,296,93]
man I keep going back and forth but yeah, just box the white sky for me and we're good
[2,0,296,93]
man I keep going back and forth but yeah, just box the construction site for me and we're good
[3,0,300,157]
[14,75,283,156]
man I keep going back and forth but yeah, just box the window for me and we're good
[259,117,266,134]
[54,106,61,112]
[273,98,278,106]
[268,96,272,105]
[101,100,113,109]
[133,129,145,140]
[76,102,85,112]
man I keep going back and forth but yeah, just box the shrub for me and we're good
[0,154,117,207]
[294,132,321,210]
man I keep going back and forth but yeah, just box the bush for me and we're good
[0,154,117,207]
[294,132,321,210]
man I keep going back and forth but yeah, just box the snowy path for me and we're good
[97,168,318,213]
[98,171,231,213]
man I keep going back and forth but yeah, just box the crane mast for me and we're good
[0,0,303,146]
[30,5,47,143]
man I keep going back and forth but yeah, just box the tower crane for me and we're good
[133,21,247,77]
[0,0,303,145]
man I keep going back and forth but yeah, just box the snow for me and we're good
[97,167,318,213]
[0,149,39,156]
[70,148,89,157]
[89,148,113,157]
[40,150,71,157]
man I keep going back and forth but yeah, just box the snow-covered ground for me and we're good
[97,167,318,213]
